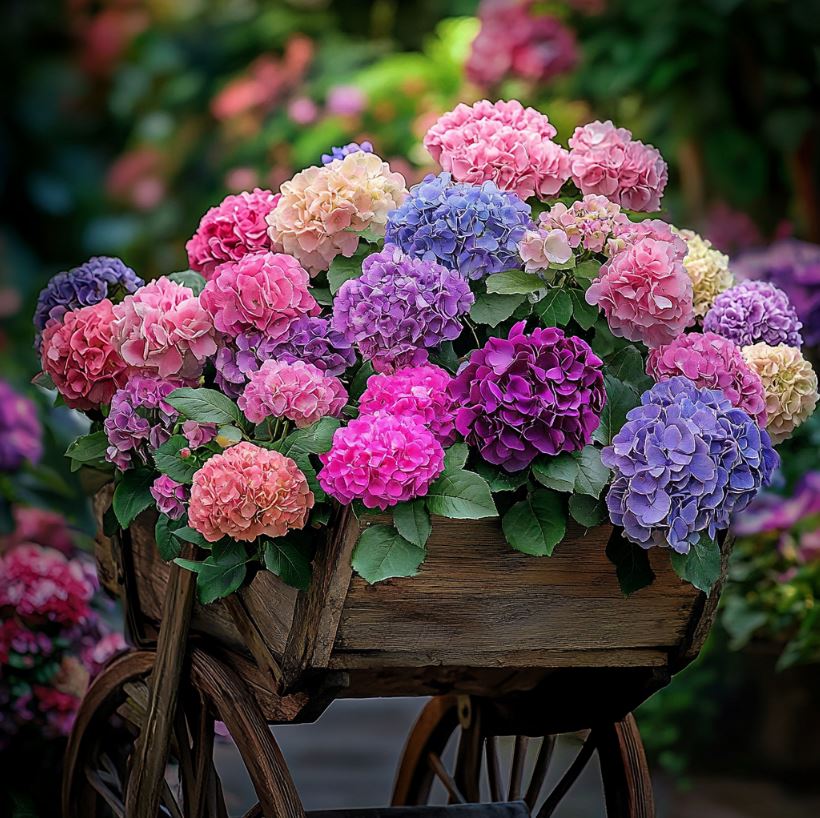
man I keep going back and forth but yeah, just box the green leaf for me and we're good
[568,494,608,527]
[166,388,244,426]
[65,431,109,469]
[721,595,767,651]
[352,524,426,584]
[671,536,721,595]
[327,253,363,294]
[573,259,601,284]
[502,489,566,556]
[167,270,207,295]
[393,499,432,548]
[606,536,656,596]
[607,347,651,390]
[470,292,525,327]
[443,442,469,472]
[175,541,249,604]
[172,526,212,548]
[278,417,340,456]
[155,515,182,560]
[112,468,155,527]
[312,286,332,306]
[534,288,573,326]
[263,540,312,591]
[153,435,199,484]
[431,341,460,374]
[593,375,641,446]
[572,446,611,498]
[531,454,579,493]
[486,270,544,295]
[473,461,529,493]
[349,361,374,400]
[569,289,599,330]
[426,469,497,519]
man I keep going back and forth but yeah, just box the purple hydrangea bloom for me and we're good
[103,376,179,470]
[321,141,374,165]
[214,317,356,397]
[385,173,532,279]
[603,376,779,554]
[703,280,803,348]
[0,380,42,472]
[449,321,606,472]
[331,244,474,373]
[34,256,143,349]
[150,475,189,520]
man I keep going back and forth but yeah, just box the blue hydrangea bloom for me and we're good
[321,141,374,165]
[34,256,143,349]
[384,173,532,279]
[602,376,779,554]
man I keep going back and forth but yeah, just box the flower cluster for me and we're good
[518,227,572,273]
[607,218,687,257]
[704,280,804,348]
[266,150,408,275]
[568,120,668,212]
[6,507,74,555]
[238,359,347,427]
[186,188,280,278]
[424,100,570,200]
[450,322,606,472]
[150,476,189,520]
[603,377,778,553]
[678,229,734,317]
[331,245,473,372]
[536,194,631,255]
[385,173,532,279]
[0,380,42,472]
[646,332,767,425]
[321,141,373,165]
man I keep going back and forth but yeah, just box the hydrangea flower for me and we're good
[321,141,373,165]
[113,278,217,380]
[181,420,218,449]
[7,507,74,555]
[33,256,143,350]
[318,414,445,510]
[646,332,767,425]
[602,376,778,553]
[568,120,668,212]
[103,375,179,470]
[0,380,42,471]
[358,365,457,445]
[518,227,572,273]
[41,299,129,410]
[188,442,313,542]
[741,343,819,444]
[385,173,532,279]
[607,218,687,258]
[331,245,473,373]
[536,194,630,255]
[704,280,803,348]
[238,359,347,428]
[424,100,570,200]
[449,321,606,472]
[150,475,188,520]
[200,251,318,341]
[185,188,280,279]
[678,229,734,318]
[266,151,408,275]
[586,237,694,348]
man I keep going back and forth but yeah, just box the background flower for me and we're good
[678,229,734,317]
[321,141,373,165]
[0,380,42,471]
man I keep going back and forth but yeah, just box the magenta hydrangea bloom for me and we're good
[238,359,347,428]
[0,380,42,472]
[186,188,280,279]
[331,245,473,373]
[703,280,803,348]
[318,414,445,510]
[449,321,606,472]
[200,251,319,341]
[358,365,457,445]
[646,332,767,425]
[181,420,218,448]
[150,475,189,520]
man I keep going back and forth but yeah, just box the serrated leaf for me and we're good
[153,435,199,484]
[263,540,312,590]
[278,417,340,456]
[167,270,207,295]
[443,442,469,472]
[393,499,432,548]
[166,388,244,426]
[470,292,525,327]
[573,259,601,283]
[568,494,608,527]
[473,461,529,492]
[606,536,656,596]
[502,489,567,556]
[593,375,641,445]
[348,361,374,400]
[112,468,155,527]
[535,288,573,326]
[671,536,721,595]
[175,541,248,604]
[426,469,497,519]
[352,524,426,584]
[572,446,611,498]
[312,287,332,306]
[531,454,579,493]
[155,514,182,560]
[486,270,544,295]
[569,289,599,330]
[327,253,364,294]
[172,526,212,548]
[607,346,651,390]
[66,431,109,468]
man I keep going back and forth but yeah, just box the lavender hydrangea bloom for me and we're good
[331,245,474,373]
[0,380,42,471]
[703,280,803,348]
[34,256,143,349]
[449,321,606,472]
[321,141,374,165]
[385,173,532,279]
[603,376,778,554]
[103,376,179,470]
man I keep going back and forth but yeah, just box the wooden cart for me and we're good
[62,489,729,818]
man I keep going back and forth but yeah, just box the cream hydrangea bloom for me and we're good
[266,151,407,276]
[678,229,734,317]
[742,342,818,444]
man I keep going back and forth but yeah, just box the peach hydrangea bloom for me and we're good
[266,151,408,275]
[678,229,734,317]
[112,278,217,380]
[741,343,818,444]
[188,442,314,542]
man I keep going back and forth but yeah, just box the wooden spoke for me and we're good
[537,733,597,818]
[85,766,125,818]
[427,752,466,804]
[507,735,529,800]
[241,803,264,818]
[485,735,503,801]
[525,735,556,808]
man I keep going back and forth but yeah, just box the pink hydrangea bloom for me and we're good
[358,365,457,445]
[586,237,695,348]
[113,278,217,380]
[267,151,408,275]
[186,188,280,279]
[82,632,128,676]
[7,507,74,556]
[200,251,319,341]
[238,359,347,428]
[40,299,128,410]
[538,194,631,254]
[188,442,313,543]
[646,332,768,425]
[318,414,445,510]
[182,420,218,448]
[518,228,573,273]
[424,100,571,200]
[569,120,668,212]
[607,217,687,257]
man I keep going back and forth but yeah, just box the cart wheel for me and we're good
[392,695,654,818]
[63,648,305,818]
